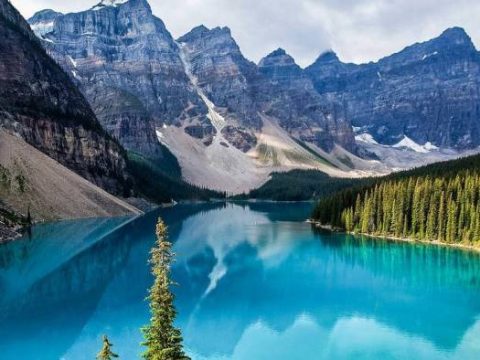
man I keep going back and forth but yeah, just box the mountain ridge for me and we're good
[26,0,480,192]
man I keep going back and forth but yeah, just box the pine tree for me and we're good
[97,335,119,360]
[142,218,190,360]
[438,191,446,241]
[425,194,437,241]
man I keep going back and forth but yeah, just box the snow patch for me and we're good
[92,0,129,10]
[155,129,164,140]
[67,56,77,68]
[422,51,438,60]
[393,136,438,153]
[423,142,439,151]
[30,21,54,36]
[355,133,378,145]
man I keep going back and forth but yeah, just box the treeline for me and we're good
[235,170,369,201]
[313,154,480,245]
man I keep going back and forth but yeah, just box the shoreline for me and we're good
[308,220,480,254]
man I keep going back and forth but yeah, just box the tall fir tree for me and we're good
[142,218,190,360]
[97,335,119,360]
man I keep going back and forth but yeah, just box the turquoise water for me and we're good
[1,202,480,359]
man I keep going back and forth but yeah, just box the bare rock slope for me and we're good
[0,130,140,222]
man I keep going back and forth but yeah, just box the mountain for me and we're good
[0,0,140,228]
[0,0,131,194]
[28,9,62,37]
[27,0,480,192]
[28,2,363,193]
[30,0,210,160]
[306,27,480,150]
[177,25,262,131]
[178,28,356,153]
[257,48,355,152]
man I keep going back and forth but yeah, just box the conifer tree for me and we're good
[425,195,436,241]
[97,335,118,360]
[438,192,446,241]
[142,218,190,360]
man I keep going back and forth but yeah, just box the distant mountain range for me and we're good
[0,0,475,198]
[24,0,480,193]
[306,27,480,150]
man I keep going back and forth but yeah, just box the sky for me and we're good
[11,0,480,67]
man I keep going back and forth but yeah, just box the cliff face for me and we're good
[178,25,262,129]
[0,0,129,195]
[178,28,356,152]
[32,0,210,158]
[257,48,355,152]
[306,28,480,150]
[29,2,358,156]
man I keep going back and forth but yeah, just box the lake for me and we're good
[0,202,479,359]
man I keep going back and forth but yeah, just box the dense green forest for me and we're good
[127,152,224,203]
[235,170,369,201]
[313,154,480,246]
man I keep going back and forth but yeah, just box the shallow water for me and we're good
[0,202,479,359]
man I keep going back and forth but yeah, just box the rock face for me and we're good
[178,25,262,129]
[178,28,356,152]
[27,9,62,37]
[257,48,355,152]
[29,2,358,156]
[306,28,480,150]
[0,0,129,195]
[30,0,210,159]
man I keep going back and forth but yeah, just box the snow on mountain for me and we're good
[355,133,378,145]
[30,21,54,36]
[393,136,439,153]
[27,9,61,37]
[92,0,129,10]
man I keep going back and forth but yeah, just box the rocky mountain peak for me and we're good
[377,26,477,71]
[177,25,210,43]
[178,25,234,48]
[27,0,207,160]
[91,0,132,10]
[28,9,62,37]
[314,50,340,64]
[258,48,297,67]
[438,27,473,45]
[29,9,62,21]
[258,48,303,82]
